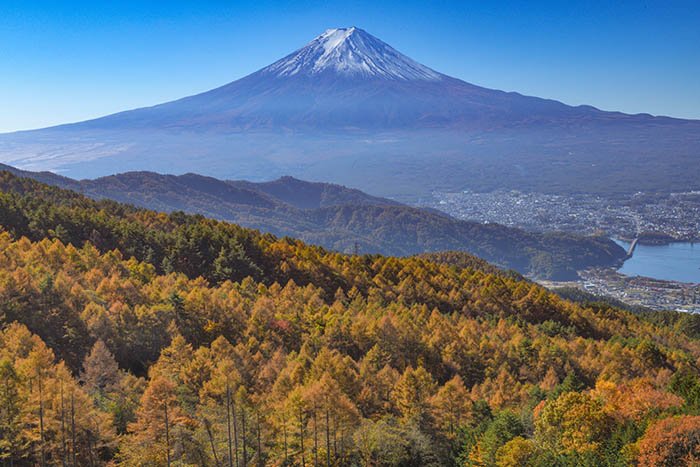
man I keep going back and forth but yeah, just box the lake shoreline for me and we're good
[613,238,700,285]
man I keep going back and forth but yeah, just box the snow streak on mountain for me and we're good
[261,27,443,81]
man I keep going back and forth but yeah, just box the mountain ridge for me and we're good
[0,163,626,279]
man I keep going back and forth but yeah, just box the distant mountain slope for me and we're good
[1,27,698,198]
[305,204,624,278]
[230,175,400,210]
[84,171,284,212]
[0,164,626,279]
[0,162,79,189]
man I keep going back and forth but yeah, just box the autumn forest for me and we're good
[1,171,700,466]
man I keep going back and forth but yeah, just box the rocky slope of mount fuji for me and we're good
[1,27,699,198]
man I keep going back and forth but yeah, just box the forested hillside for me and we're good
[0,166,627,280]
[1,172,700,466]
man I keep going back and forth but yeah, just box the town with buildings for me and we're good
[425,190,700,242]
[425,190,700,312]
[541,269,700,313]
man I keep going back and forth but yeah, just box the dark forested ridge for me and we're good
[1,170,700,465]
[230,175,402,210]
[0,165,626,280]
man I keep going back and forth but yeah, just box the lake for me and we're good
[614,239,700,284]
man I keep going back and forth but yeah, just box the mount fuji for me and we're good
[1,27,699,198]
[261,27,442,81]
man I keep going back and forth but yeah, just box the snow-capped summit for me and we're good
[261,27,443,81]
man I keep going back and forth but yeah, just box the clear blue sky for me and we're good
[1,0,699,132]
